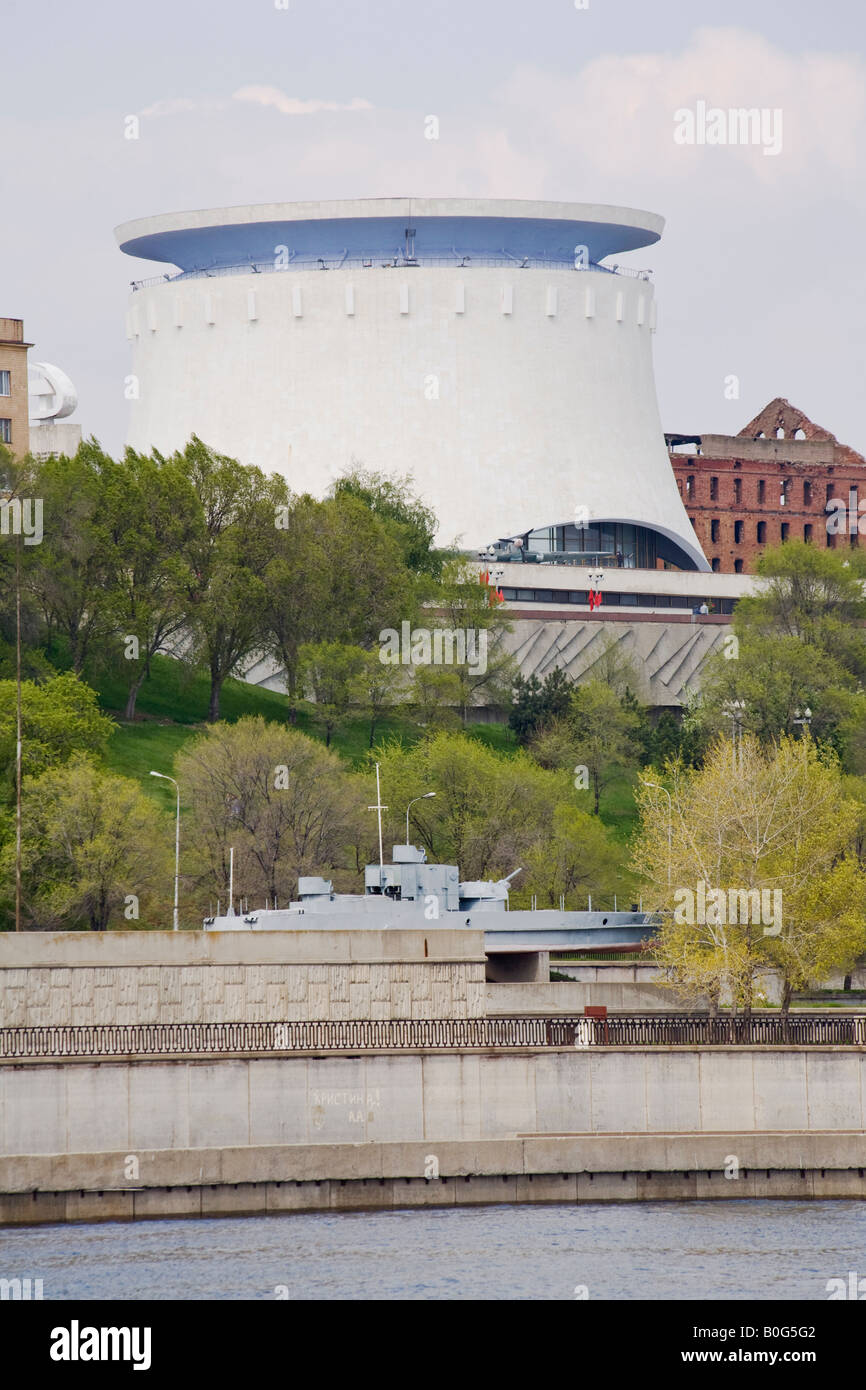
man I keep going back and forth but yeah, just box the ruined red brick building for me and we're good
[667,399,866,573]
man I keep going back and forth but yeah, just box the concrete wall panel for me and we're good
[66,1065,129,1155]
[590,1052,648,1132]
[187,1062,250,1148]
[248,1058,309,1147]
[752,1053,808,1131]
[698,1052,756,1131]
[129,1063,190,1151]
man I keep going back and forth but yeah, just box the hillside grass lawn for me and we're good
[95,655,521,800]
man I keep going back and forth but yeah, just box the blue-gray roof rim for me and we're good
[116,198,664,269]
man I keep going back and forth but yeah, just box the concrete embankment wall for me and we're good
[4,1048,866,1156]
[487,980,677,1012]
[3,1048,865,1224]
[3,1132,866,1226]
[0,930,486,1025]
[545,963,785,1008]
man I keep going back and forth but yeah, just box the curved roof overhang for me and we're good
[115,198,664,271]
[522,518,710,573]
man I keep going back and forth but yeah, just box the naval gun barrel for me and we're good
[499,867,523,885]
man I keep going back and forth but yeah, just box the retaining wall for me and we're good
[3,1048,866,1157]
[3,1133,866,1225]
[0,930,487,1025]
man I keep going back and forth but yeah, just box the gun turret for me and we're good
[499,867,523,886]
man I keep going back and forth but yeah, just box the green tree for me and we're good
[331,467,443,578]
[5,757,170,931]
[532,679,641,814]
[432,559,517,722]
[508,668,572,744]
[261,491,419,716]
[100,450,201,720]
[23,442,115,672]
[350,648,409,747]
[173,438,288,721]
[410,665,462,730]
[0,672,113,797]
[299,641,366,746]
[372,731,626,904]
[699,632,864,756]
[697,542,866,766]
[176,717,358,909]
[523,803,627,908]
[632,734,866,1017]
[0,448,49,680]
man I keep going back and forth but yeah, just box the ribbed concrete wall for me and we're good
[4,1049,865,1157]
[507,615,730,706]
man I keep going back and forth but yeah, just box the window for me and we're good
[711,558,721,573]
[734,559,744,574]
[781,522,789,541]
[826,482,835,503]
[757,521,767,543]
[780,478,790,506]
[804,523,813,542]
[0,370,10,396]
[734,520,744,544]
[710,519,720,542]
[758,480,766,503]
[734,478,742,503]
[710,476,719,500]
[803,481,812,506]
[0,419,11,444]
[686,474,694,498]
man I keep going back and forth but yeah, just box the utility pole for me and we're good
[15,537,22,932]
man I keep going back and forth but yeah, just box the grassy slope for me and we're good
[96,655,519,798]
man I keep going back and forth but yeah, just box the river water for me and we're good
[2,1200,865,1300]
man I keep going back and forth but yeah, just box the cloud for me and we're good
[139,97,201,118]
[497,28,866,184]
[232,86,374,116]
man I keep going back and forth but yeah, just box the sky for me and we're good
[2,0,865,459]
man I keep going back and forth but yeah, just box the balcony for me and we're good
[128,256,654,291]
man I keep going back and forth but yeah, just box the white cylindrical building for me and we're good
[116,197,707,569]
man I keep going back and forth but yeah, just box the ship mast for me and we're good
[367,763,388,880]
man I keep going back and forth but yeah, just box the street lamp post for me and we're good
[642,780,672,887]
[405,792,436,845]
[150,771,180,931]
[722,699,746,770]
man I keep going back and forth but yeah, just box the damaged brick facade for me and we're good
[668,399,866,573]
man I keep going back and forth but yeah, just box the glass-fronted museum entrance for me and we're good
[524,522,657,568]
